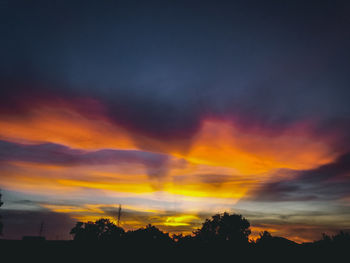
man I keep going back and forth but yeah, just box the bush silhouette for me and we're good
[124,224,173,246]
[256,231,273,244]
[255,231,298,249]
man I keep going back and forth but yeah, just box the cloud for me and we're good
[2,1,350,143]
[198,174,232,188]
[2,198,207,238]
[248,152,350,202]
[233,205,350,242]
[0,140,176,179]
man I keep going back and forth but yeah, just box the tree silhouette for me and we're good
[70,218,124,242]
[65,212,350,258]
[319,231,350,248]
[332,231,350,244]
[194,212,251,246]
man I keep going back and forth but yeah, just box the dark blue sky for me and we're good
[1,0,350,242]
[2,0,350,139]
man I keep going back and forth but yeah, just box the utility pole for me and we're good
[39,221,44,237]
[117,204,122,227]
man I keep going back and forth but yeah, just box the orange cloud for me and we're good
[182,119,338,174]
[0,100,339,176]
[0,100,135,150]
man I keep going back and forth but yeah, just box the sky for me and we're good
[1,0,350,243]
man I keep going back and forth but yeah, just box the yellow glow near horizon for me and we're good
[164,215,200,226]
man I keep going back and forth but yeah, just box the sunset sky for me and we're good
[1,0,350,243]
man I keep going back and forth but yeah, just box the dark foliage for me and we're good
[70,218,124,242]
[255,231,299,249]
[193,212,251,247]
[1,212,350,261]
[124,224,173,247]
[310,231,350,249]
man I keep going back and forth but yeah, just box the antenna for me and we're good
[117,204,122,227]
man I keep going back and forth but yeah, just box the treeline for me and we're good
[69,212,350,250]
[1,212,349,261]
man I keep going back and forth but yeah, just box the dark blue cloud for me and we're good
[1,0,350,140]
[249,152,350,202]
[0,140,179,179]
